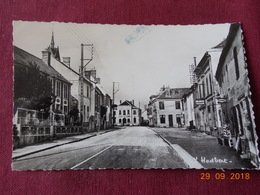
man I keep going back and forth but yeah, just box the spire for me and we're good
[51,31,55,49]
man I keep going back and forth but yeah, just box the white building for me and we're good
[148,87,189,128]
[114,100,141,126]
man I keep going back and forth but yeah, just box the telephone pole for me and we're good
[80,43,93,126]
[112,82,119,127]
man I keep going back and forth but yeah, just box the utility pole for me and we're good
[80,43,93,127]
[112,82,119,127]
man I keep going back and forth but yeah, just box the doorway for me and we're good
[168,115,173,127]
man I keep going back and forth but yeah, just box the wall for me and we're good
[156,99,184,128]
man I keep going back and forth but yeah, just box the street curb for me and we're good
[149,128,204,169]
[12,130,114,160]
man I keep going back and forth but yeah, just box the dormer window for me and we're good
[159,101,165,110]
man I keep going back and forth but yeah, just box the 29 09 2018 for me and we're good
[200,173,250,180]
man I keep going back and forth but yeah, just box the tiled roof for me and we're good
[119,100,139,109]
[14,46,70,84]
[158,88,190,99]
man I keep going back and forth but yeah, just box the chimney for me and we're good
[63,57,70,67]
[132,100,134,105]
[42,50,51,66]
[95,78,101,84]
[193,57,197,67]
[90,69,96,80]
[120,100,122,104]
[85,70,91,80]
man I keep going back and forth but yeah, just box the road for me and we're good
[13,127,189,170]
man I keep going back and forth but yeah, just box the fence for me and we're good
[13,125,51,149]
[54,126,82,138]
[13,108,74,148]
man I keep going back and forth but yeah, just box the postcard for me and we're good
[12,21,259,170]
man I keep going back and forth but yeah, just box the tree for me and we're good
[14,62,54,111]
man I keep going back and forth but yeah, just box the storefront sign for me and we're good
[195,99,205,105]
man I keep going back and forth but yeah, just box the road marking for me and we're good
[171,144,204,169]
[70,145,113,169]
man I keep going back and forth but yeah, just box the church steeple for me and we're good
[51,31,55,49]
[47,29,61,61]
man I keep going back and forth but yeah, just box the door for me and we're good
[123,118,126,125]
[168,115,173,127]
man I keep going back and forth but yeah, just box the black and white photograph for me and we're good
[12,21,260,170]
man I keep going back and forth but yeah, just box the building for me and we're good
[14,46,72,116]
[43,33,112,131]
[193,43,224,135]
[114,100,141,126]
[148,86,189,128]
[215,23,259,166]
[13,46,72,147]
[182,85,196,130]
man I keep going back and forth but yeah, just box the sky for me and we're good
[13,21,230,110]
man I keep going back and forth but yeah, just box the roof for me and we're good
[96,83,107,96]
[14,46,70,84]
[215,23,241,80]
[211,38,227,49]
[194,52,210,75]
[182,85,196,98]
[119,100,139,109]
[157,87,190,99]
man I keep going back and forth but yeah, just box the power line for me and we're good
[73,24,93,44]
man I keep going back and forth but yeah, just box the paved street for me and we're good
[13,127,189,170]
[152,127,255,169]
[13,126,255,170]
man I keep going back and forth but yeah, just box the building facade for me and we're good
[182,85,196,130]
[14,46,72,116]
[43,33,112,131]
[215,23,259,166]
[193,49,223,135]
[114,100,141,126]
[148,87,189,128]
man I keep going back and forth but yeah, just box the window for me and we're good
[87,85,90,98]
[207,105,211,113]
[199,84,202,98]
[119,110,121,115]
[159,102,164,110]
[119,119,121,123]
[128,119,130,123]
[233,47,240,80]
[50,79,54,92]
[134,117,136,123]
[87,106,90,117]
[133,110,136,115]
[206,77,209,96]
[209,74,212,94]
[176,116,181,124]
[56,81,61,97]
[123,110,126,115]
[127,110,130,115]
[160,115,165,124]
[64,84,68,99]
[202,81,205,97]
[175,101,181,109]
[64,106,68,114]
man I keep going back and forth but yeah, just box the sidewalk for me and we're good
[151,127,256,169]
[12,128,118,160]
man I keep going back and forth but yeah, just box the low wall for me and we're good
[13,125,51,149]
